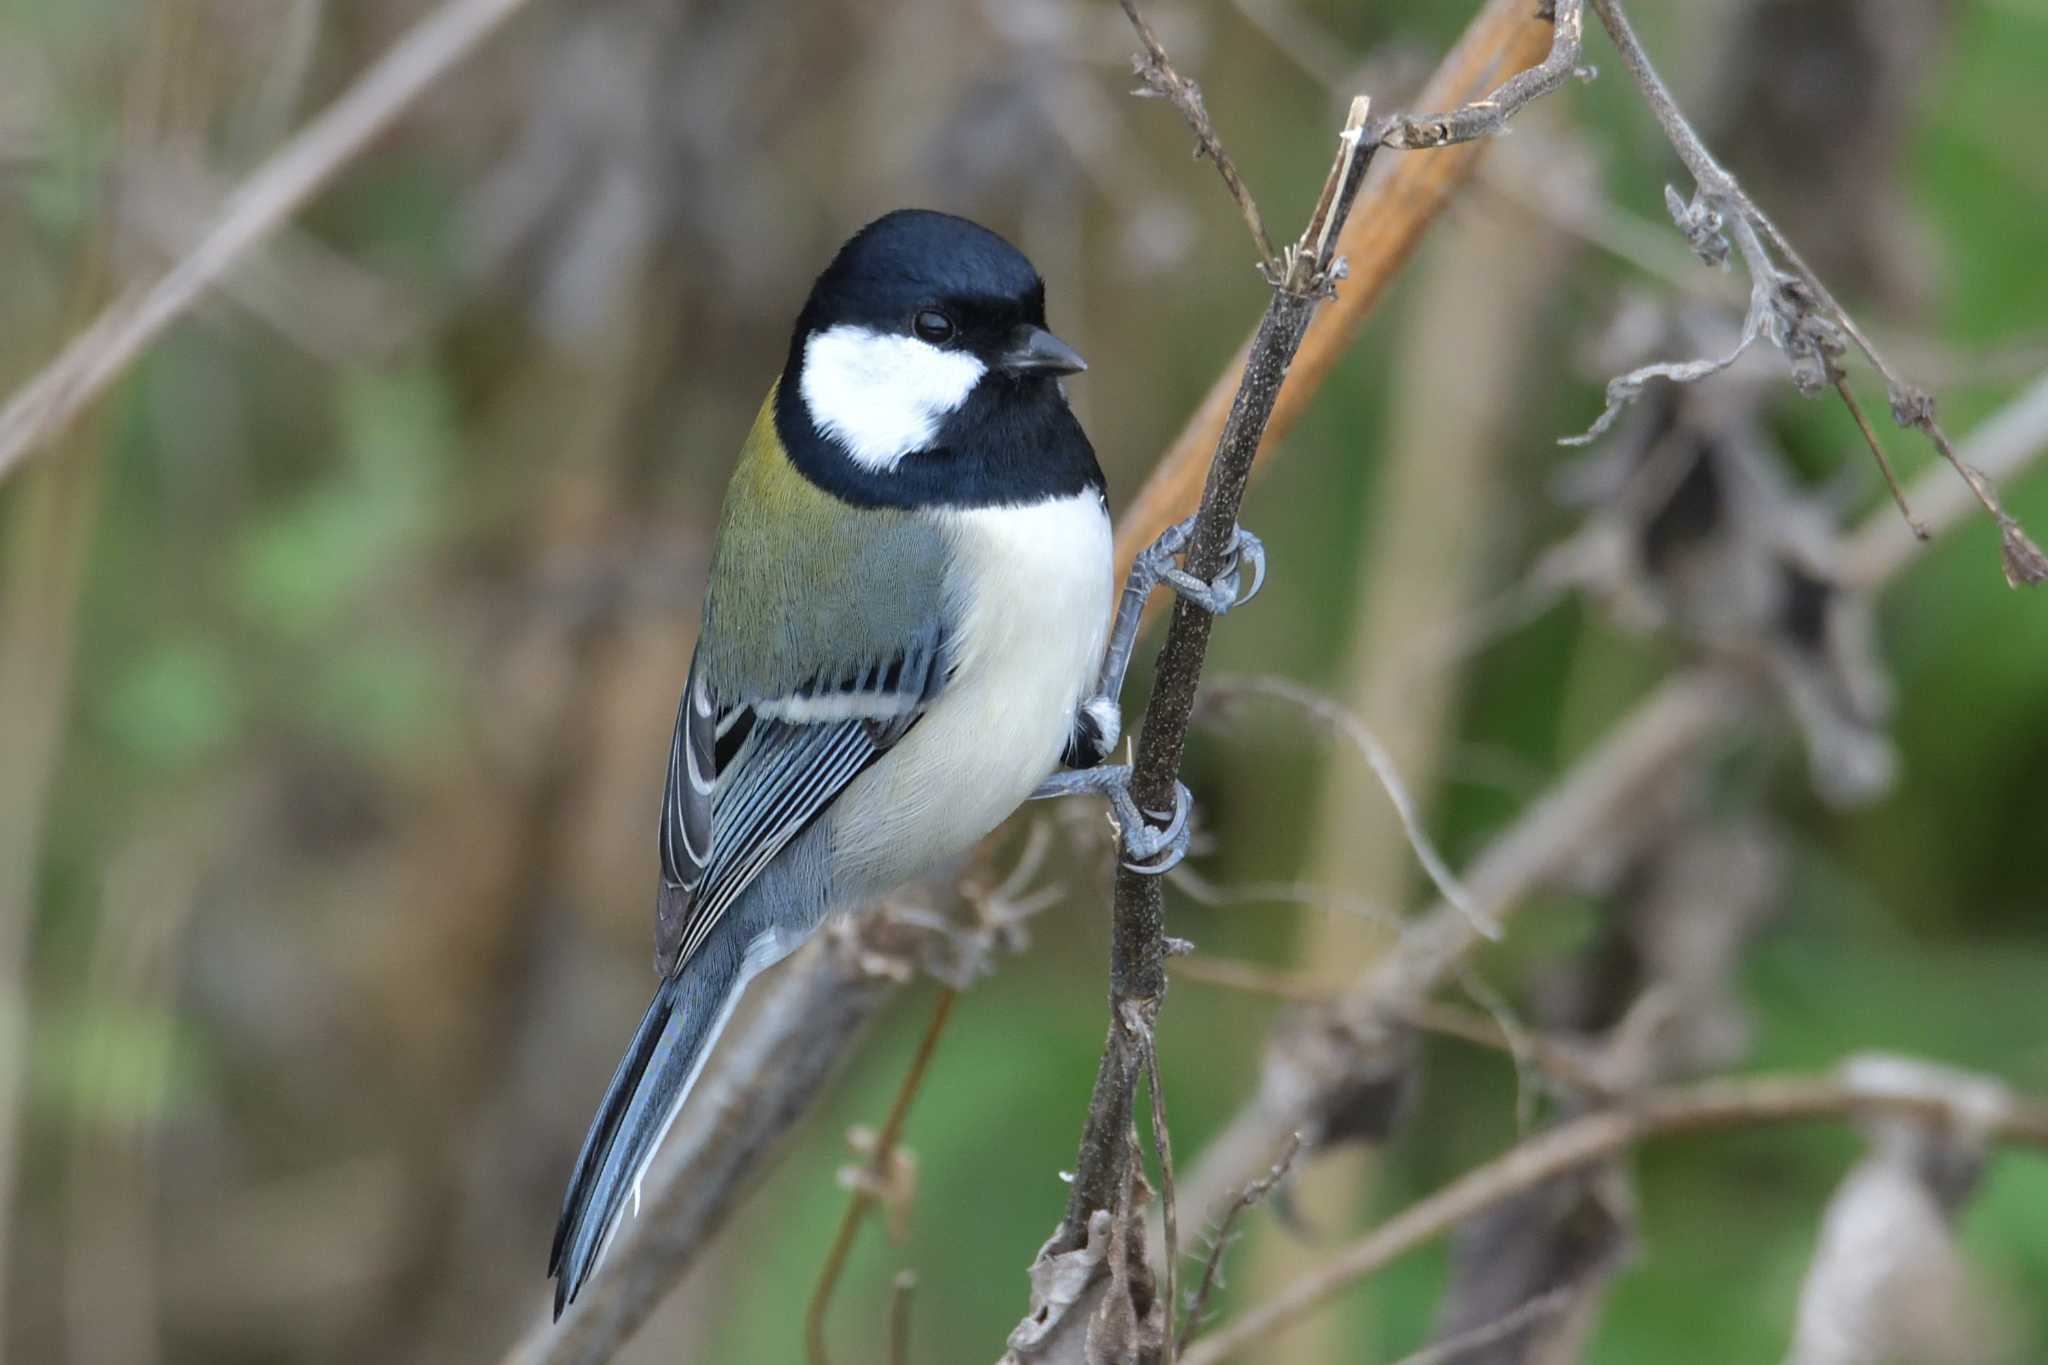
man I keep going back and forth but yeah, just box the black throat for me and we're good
[773,353,1106,511]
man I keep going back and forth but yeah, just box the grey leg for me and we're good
[1033,515,1264,874]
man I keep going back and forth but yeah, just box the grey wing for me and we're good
[654,628,948,974]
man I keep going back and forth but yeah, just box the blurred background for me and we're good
[3,0,2047,1361]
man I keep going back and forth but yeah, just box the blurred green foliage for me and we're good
[2,2,2045,1363]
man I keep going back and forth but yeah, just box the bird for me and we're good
[546,208,1260,1317]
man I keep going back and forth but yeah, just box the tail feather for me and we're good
[549,942,744,1319]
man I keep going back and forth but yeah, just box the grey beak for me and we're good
[999,325,1087,377]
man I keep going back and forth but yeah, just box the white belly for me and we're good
[830,492,1112,899]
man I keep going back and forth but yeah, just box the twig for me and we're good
[1173,957,1609,1098]
[1203,675,1487,938]
[1834,376,1927,539]
[804,987,958,1365]
[1143,1024,1180,1363]
[1583,0,2047,585]
[1176,1132,1300,1355]
[1179,1065,2048,1364]
[1384,1283,1580,1365]
[1063,99,1377,1246]
[888,1271,916,1365]
[0,0,545,485]
[1839,371,2048,588]
[1379,0,1584,150]
[1119,0,1276,267]
[1112,0,1559,581]
[1016,82,1386,1360]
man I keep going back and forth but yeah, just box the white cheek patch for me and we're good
[799,325,986,472]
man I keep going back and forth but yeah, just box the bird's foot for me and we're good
[1138,514,1266,616]
[1031,764,1192,874]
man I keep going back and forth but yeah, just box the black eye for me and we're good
[912,309,955,344]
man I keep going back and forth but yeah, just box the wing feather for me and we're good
[653,627,946,973]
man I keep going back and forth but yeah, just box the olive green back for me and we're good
[697,386,948,697]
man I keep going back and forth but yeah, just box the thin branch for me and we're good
[1834,376,1928,539]
[0,0,545,485]
[1177,1133,1300,1355]
[1380,0,1584,150]
[1052,105,1381,1255]
[1143,1024,1180,1364]
[1119,0,1277,267]
[1584,0,2047,585]
[1839,371,2048,588]
[888,1271,916,1365]
[1014,82,1389,1361]
[1383,1283,1580,1365]
[1180,1064,2048,1365]
[805,987,958,1365]
[1173,956,1609,1097]
[1112,0,1559,581]
[1203,675,1487,937]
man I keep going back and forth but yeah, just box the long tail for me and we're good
[549,938,744,1319]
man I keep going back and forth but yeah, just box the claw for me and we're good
[1152,518,1264,616]
[1119,780,1192,875]
[1027,765,1194,875]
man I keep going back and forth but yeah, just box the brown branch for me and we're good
[888,1271,917,1365]
[805,987,958,1365]
[1180,1065,2048,1365]
[1834,375,1927,540]
[1177,1132,1300,1355]
[1040,101,1376,1277]
[1380,0,1584,150]
[1112,0,1560,580]
[1838,371,2048,588]
[0,0,545,485]
[1119,0,1276,267]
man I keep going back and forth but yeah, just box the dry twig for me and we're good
[1119,0,1276,268]
[1112,0,1559,580]
[0,0,545,484]
[1180,1064,2048,1364]
[1176,1133,1300,1355]
[1579,0,2047,585]
[804,988,958,1365]
[1010,72,1384,1355]
[1379,0,1586,151]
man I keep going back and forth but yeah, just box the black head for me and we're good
[775,209,1103,509]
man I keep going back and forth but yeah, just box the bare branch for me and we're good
[0,0,545,485]
[1112,1,1559,584]
[1176,1133,1300,1355]
[1839,372,2048,588]
[1014,78,1387,1365]
[1204,675,1488,937]
[1380,0,1584,150]
[1142,1019,1180,1363]
[1118,0,1277,268]
[1387,1284,1581,1365]
[1583,0,2047,583]
[805,988,959,1365]
[888,1271,917,1365]
[1180,1063,2048,1365]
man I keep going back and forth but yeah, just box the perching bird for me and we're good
[547,209,1259,1316]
